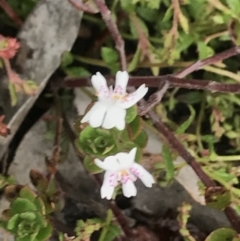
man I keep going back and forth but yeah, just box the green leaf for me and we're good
[162,7,173,23]
[177,91,203,104]
[78,126,118,157]
[17,236,33,241]
[101,47,118,64]
[33,198,46,215]
[7,214,19,230]
[136,6,158,22]
[126,105,138,124]
[148,0,161,9]
[134,129,148,148]
[197,41,214,60]
[226,0,240,17]
[19,212,36,221]
[61,51,74,68]
[9,82,17,107]
[204,187,231,210]
[162,145,174,181]
[29,169,48,192]
[11,198,37,214]
[0,59,3,68]
[120,0,135,12]
[179,11,189,33]
[231,20,240,45]
[128,115,142,139]
[19,187,36,202]
[128,46,141,72]
[36,224,53,241]
[65,67,91,78]
[104,224,121,241]
[205,228,237,241]
[0,174,15,189]
[84,156,103,174]
[130,16,149,38]
[175,105,195,134]
[46,178,58,196]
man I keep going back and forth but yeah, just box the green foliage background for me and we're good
[2,0,240,240]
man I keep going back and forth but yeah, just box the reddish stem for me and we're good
[0,0,22,27]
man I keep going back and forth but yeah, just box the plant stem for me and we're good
[98,210,113,241]
[147,109,216,187]
[176,46,240,78]
[204,65,240,83]
[196,94,206,153]
[64,75,240,94]
[0,0,22,27]
[94,0,127,71]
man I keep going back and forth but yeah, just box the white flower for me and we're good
[81,71,148,130]
[94,148,155,200]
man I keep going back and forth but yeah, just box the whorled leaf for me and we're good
[77,126,119,157]
[11,198,37,214]
[19,186,37,202]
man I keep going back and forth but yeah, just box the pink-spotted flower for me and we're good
[94,148,155,199]
[81,71,148,130]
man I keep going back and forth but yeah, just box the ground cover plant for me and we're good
[1,0,240,240]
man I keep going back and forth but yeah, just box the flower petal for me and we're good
[130,163,155,188]
[81,102,107,128]
[101,171,118,199]
[122,180,137,198]
[115,148,137,169]
[94,156,120,171]
[102,106,126,130]
[114,108,126,130]
[114,71,129,95]
[120,84,148,109]
[91,72,109,98]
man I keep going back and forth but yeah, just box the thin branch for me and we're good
[138,81,170,116]
[147,109,216,187]
[94,0,127,70]
[224,207,240,232]
[176,46,240,78]
[46,91,63,180]
[63,75,240,94]
[0,0,22,27]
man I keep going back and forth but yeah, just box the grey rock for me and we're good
[0,0,82,160]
